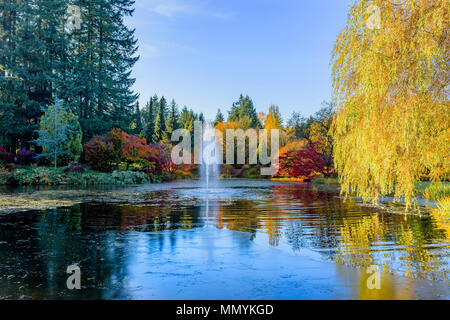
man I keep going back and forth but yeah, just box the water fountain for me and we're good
[200,121,221,190]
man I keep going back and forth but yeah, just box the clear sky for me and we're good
[126,0,350,121]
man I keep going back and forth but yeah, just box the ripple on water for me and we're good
[0,179,448,299]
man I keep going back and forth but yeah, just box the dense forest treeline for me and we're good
[0,0,138,150]
[0,0,332,161]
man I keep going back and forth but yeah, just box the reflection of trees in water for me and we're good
[216,199,259,240]
[80,203,203,232]
[0,207,130,299]
[335,214,449,283]
[214,184,370,251]
[214,184,450,282]
[1,182,449,298]
[0,203,205,299]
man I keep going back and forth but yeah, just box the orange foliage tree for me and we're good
[122,131,155,170]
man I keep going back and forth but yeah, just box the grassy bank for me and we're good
[414,182,450,201]
[310,177,340,185]
[0,166,152,186]
[415,182,450,217]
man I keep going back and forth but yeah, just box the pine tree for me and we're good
[198,112,205,124]
[228,95,261,128]
[0,0,68,150]
[130,101,143,136]
[153,96,167,142]
[179,106,197,134]
[0,0,139,148]
[66,0,139,141]
[166,99,179,139]
[144,98,155,143]
[214,109,225,126]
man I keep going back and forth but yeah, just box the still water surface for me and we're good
[0,180,449,299]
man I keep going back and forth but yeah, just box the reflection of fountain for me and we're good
[201,122,221,190]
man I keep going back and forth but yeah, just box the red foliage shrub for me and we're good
[122,132,153,164]
[84,136,118,172]
[278,142,333,180]
[84,129,184,180]
[84,128,127,172]
[145,144,176,174]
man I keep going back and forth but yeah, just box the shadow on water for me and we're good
[0,180,448,299]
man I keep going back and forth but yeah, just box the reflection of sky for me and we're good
[123,227,352,299]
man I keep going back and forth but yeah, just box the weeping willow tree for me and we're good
[331,0,449,205]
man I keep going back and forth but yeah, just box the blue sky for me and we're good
[126,0,350,121]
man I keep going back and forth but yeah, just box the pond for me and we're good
[0,180,449,300]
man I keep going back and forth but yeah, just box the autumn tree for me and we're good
[331,0,449,205]
[122,131,153,170]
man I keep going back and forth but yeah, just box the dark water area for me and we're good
[0,180,448,299]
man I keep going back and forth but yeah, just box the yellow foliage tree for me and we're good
[331,0,449,205]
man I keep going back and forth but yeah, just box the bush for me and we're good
[107,128,125,162]
[84,128,125,172]
[111,171,149,184]
[64,164,85,173]
[3,149,37,165]
[122,131,153,169]
[277,142,333,180]
[84,136,117,172]
[16,149,36,165]
[145,144,175,174]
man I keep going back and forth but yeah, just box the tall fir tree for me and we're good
[198,112,205,124]
[179,106,197,134]
[130,101,143,136]
[153,96,167,142]
[166,99,179,140]
[144,97,156,143]
[64,0,139,142]
[0,0,68,150]
[0,0,139,148]
[214,109,225,126]
[228,94,261,128]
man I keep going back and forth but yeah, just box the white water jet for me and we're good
[201,122,221,190]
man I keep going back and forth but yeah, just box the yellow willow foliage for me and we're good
[331,0,450,205]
